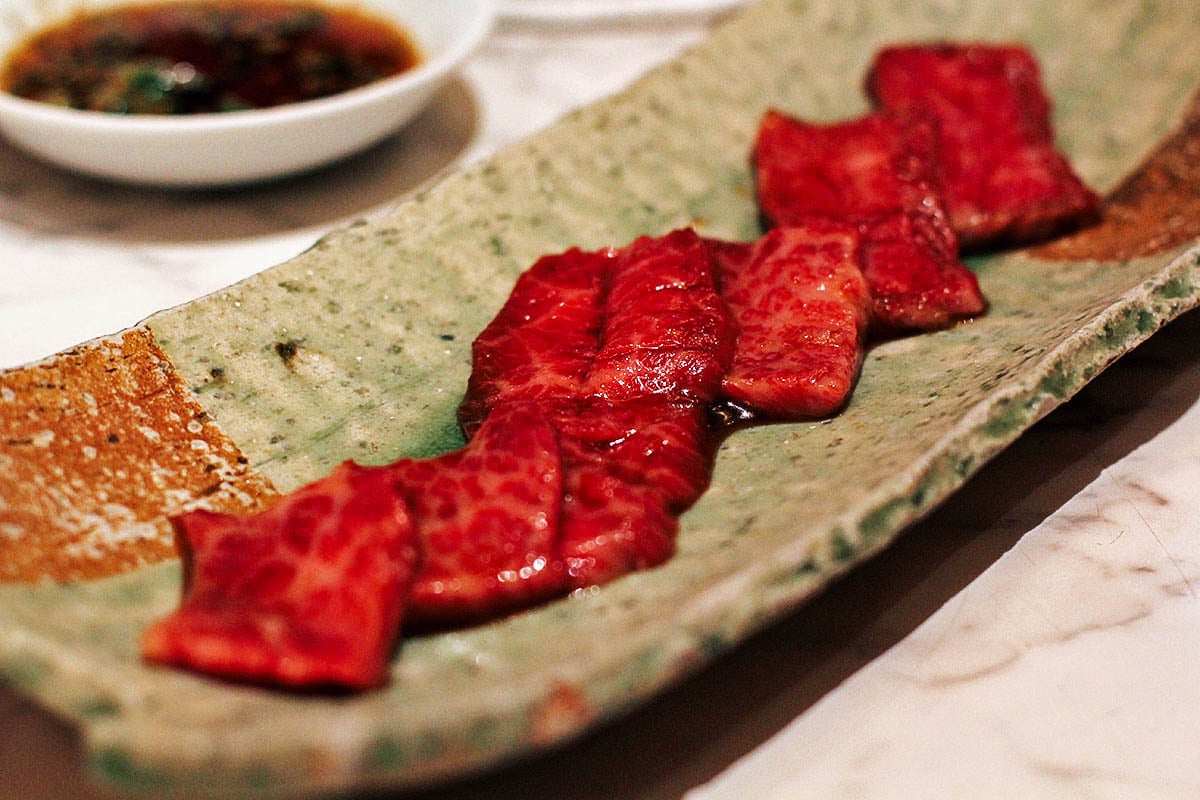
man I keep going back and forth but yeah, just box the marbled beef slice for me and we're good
[866,43,1100,248]
[753,108,985,331]
[141,462,417,689]
[708,222,872,419]
[392,402,565,626]
[458,246,606,437]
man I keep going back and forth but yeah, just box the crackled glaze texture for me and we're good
[3,0,1200,796]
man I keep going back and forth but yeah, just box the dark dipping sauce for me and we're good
[0,0,422,114]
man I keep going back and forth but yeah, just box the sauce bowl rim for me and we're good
[0,0,496,128]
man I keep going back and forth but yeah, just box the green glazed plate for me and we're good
[3,0,1200,795]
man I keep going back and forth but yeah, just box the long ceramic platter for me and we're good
[4,0,1200,795]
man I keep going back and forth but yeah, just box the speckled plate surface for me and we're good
[497,0,750,22]
[4,0,1200,796]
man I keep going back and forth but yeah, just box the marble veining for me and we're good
[4,3,1200,799]
[686,313,1200,800]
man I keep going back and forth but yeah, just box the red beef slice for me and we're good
[458,246,605,437]
[459,229,733,589]
[866,43,1100,248]
[753,108,985,331]
[585,229,735,403]
[707,222,872,419]
[391,402,565,626]
[553,395,715,587]
[559,231,731,587]
[141,462,417,690]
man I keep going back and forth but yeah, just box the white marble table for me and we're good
[4,7,1200,799]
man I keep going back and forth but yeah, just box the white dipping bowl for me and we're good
[0,0,494,186]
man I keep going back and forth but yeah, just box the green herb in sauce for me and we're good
[0,0,422,114]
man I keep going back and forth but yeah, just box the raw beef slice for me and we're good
[458,229,733,589]
[391,402,565,626]
[867,43,1100,248]
[557,230,731,586]
[753,108,985,331]
[458,246,606,437]
[142,462,417,689]
[585,229,735,404]
[707,222,872,419]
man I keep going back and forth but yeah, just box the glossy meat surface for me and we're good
[458,246,605,437]
[392,402,565,626]
[866,43,1100,248]
[707,222,872,419]
[753,109,985,330]
[142,462,417,689]
[586,230,735,403]
[459,229,732,589]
